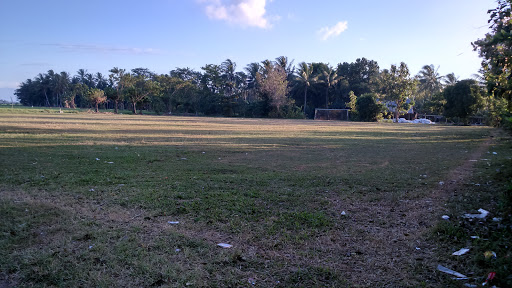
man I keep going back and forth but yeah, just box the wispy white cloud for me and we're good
[44,43,162,55]
[201,0,272,29]
[317,21,348,41]
[0,81,20,89]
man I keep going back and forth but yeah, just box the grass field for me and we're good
[0,108,510,287]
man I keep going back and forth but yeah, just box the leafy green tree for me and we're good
[473,0,512,112]
[295,62,318,115]
[443,79,484,123]
[380,62,416,122]
[108,67,127,113]
[125,68,159,114]
[87,88,106,112]
[356,93,384,122]
[257,64,289,116]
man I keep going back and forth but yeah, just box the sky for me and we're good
[0,0,498,101]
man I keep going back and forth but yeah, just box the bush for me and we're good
[356,93,384,122]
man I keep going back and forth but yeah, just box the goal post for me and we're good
[314,109,351,121]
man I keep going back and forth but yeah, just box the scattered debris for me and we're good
[217,243,232,248]
[437,264,468,279]
[248,278,256,285]
[492,152,497,155]
[482,272,496,286]
[175,248,181,252]
[420,174,428,178]
[107,162,114,164]
[341,211,346,216]
[181,158,187,160]
[484,251,496,259]
[470,236,480,239]
[89,189,95,192]
[452,248,470,256]
[88,245,94,249]
[463,208,490,219]
[415,247,421,250]
[115,147,118,150]
[492,217,502,222]
[202,152,205,154]
[439,181,445,185]
[95,158,100,161]
[469,160,478,162]
[442,215,450,220]
[464,284,478,288]
[168,221,179,225]
[117,184,125,187]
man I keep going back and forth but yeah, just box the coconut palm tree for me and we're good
[416,64,444,100]
[444,73,459,86]
[295,62,318,115]
[321,66,343,108]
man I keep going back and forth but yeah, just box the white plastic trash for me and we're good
[217,243,232,248]
[452,248,470,256]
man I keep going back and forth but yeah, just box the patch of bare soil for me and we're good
[321,133,494,287]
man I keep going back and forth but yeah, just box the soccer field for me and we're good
[0,111,505,287]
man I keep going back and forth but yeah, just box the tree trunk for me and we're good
[114,100,119,114]
[325,86,329,109]
[304,87,308,115]
[132,102,137,114]
[95,103,99,113]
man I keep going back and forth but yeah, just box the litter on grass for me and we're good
[464,284,478,288]
[470,236,480,239]
[217,243,232,248]
[95,158,100,161]
[439,181,445,185]
[492,152,497,155]
[492,217,502,222]
[341,211,347,216]
[89,189,95,192]
[463,208,489,219]
[437,264,468,279]
[442,215,450,220]
[452,248,470,256]
[167,221,179,225]
[482,272,496,286]
[107,162,114,164]
[484,251,497,259]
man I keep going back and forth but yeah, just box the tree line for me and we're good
[13,56,497,123]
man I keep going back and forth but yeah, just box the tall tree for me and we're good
[257,64,289,115]
[416,64,444,99]
[473,0,512,111]
[295,62,318,115]
[380,62,416,122]
[87,88,107,112]
[320,66,343,108]
[108,67,126,113]
[443,79,484,123]
[443,73,459,86]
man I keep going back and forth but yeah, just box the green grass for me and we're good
[0,107,504,287]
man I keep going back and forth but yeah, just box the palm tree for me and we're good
[36,73,51,107]
[244,62,261,101]
[416,65,444,100]
[275,56,295,81]
[295,62,318,115]
[444,73,459,86]
[321,66,343,108]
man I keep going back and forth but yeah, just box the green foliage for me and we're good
[473,0,512,112]
[379,62,416,121]
[443,79,484,123]
[355,93,384,122]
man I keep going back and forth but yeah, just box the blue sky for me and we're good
[0,0,497,101]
